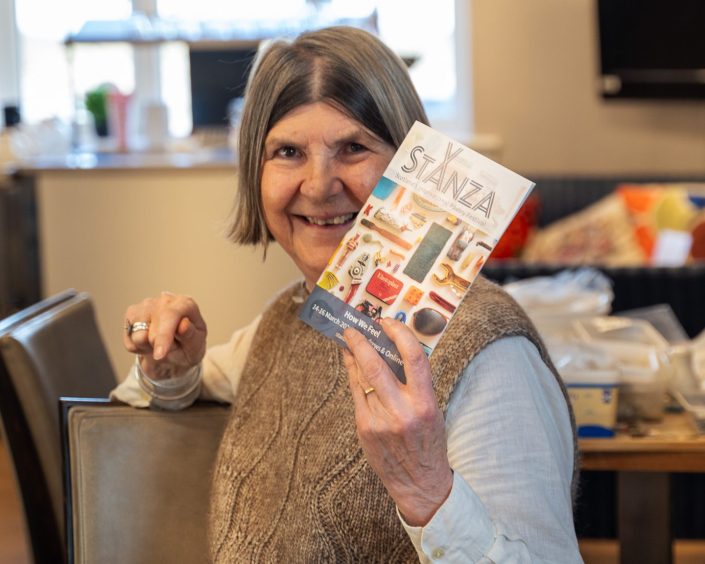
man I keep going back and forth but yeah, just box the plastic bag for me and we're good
[504,267,613,318]
[522,194,645,265]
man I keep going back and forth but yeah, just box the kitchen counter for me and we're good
[7,146,237,173]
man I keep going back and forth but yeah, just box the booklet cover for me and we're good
[299,121,534,382]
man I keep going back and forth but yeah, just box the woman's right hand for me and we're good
[122,291,207,380]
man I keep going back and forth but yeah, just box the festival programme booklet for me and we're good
[299,121,534,382]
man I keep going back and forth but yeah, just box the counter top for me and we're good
[5,147,237,174]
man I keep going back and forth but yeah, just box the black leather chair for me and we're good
[0,291,117,563]
[62,399,229,564]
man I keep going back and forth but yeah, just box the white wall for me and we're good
[470,0,705,175]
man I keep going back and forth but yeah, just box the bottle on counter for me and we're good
[0,105,21,165]
[72,100,98,153]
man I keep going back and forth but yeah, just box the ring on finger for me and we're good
[127,321,150,336]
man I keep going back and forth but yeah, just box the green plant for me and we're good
[85,87,108,137]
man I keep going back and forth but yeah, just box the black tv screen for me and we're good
[597,0,705,98]
[189,45,259,129]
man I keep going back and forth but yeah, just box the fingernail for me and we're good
[154,345,165,360]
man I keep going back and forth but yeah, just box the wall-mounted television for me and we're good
[597,0,705,99]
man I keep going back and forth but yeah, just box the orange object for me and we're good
[403,286,423,305]
[492,194,539,259]
[360,218,413,250]
[691,214,705,260]
[617,184,663,214]
[616,184,664,259]
[391,186,406,208]
[633,225,656,258]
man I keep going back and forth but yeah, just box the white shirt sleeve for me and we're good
[400,336,582,563]
[110,314,262,409]
[199,314,262,403]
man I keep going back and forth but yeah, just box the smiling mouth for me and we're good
[303,212,357,226]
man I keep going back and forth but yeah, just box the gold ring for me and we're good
[363,386,375,396]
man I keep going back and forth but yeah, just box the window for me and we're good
[5,0,473,141]
[13,0,133,125]
[157,0,472,139]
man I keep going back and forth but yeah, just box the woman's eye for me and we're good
[276,146,299,158]
[347,142,366,154]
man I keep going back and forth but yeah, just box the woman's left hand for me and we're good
[343,318,453,527]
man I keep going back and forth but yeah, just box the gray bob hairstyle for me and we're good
[228,25,429,247]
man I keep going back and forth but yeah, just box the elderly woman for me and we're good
[113,26,581,563]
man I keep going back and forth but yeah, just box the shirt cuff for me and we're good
[110,357,202,411]
[399,471,495,562]
[110,363,152,408]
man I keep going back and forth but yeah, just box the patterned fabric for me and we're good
[208,276,577,563]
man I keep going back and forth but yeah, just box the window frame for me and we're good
[0,1,21,128]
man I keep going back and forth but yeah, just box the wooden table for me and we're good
[579,412,705,564]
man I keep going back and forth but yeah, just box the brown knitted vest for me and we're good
[208,276,577,563]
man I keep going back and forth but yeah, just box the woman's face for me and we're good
[261,102,395,288]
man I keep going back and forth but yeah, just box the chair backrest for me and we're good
[0,289,78,335]
[0,289,78,564]
[0,291,117,563]
[62,400,230,564]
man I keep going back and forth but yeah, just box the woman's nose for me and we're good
[301,155,343,201]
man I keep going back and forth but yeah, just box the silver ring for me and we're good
[128,321,149,336]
